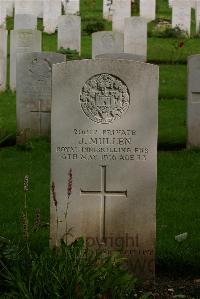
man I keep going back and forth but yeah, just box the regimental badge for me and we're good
[80,73,130,124]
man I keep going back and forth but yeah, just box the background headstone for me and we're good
[112,0,131,33]
[168,0,173,7]
[14,0,38,16]
[43,0,62,34]
[0,0,7,28]
[57,15,81,53]
[14,14,37,29]
[92,31,124,59]
[35,1,43,18]
[0,29,7,92]
[63,0,80,15]
[95,53,146,62]
[51,59,158,281]
[190,0,196,8]
[103,0,113,20]
[10,29,42,91]
[140,0,156,21]
[124,17,147,62]
[16,52,66,143]
[195,0,200,33]
[187,55,200,147]
[172,0,191,35]
[6,0,14,17]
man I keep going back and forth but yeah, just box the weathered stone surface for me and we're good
[14,0,39,16]
[112,0,131,33]
[57,15,81,53]
[0,1,7,28]
[16,52,66,143]
[0,29,7,92]
[6,0,14,17]
[190,0,196,8]
[43,0,62,34]
[14,14,37,29]
[92,31,124,59]
[172,0,191,35]
[103,0,113,20]
[168,0,173,7]
[196,0,200,33]
[10,29,41,91]
[95,53,145,62]
[63,0,79,15]
[51,59,158,281]
[140,0,156,21]
[187,55,200,147]
[124,17,147,62]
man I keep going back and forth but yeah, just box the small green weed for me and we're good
[0,238,137,299]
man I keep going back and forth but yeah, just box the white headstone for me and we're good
[51,59,158,281]
[187,55,200,147]
[124,17,147,62]
[172,0,191,35]
[57,15,81,53]
[16,52,66,143]
[63,0,80,15]
[6,0,14,16]
[43,0,62,34]
[140,0,156,21]
[103,0,113,20]
[14,0,39,16]
[10,29,42,91]
[92,31,124,59]
[196,0,200,32]
[14,14,37,29]
[112,0,131,33]
[169,0,196,8]
[190,0,196,8]
[0,1,7,28]
[0,29,7,92]
[36,1,43,18]
[96,53,145,62]
[168,0,173,7]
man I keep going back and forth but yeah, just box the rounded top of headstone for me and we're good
[95,53,145,62]
[92,31,123,37]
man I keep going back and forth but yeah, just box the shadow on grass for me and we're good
[158,142,186,151]
[156,258,200,278]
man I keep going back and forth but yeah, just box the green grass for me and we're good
[42,32,57,52]
[156,0,172,19]
[157,150,200,271]
[80,0,103,19]
[0,140,50,249]
[159,99,186,148]
[159,65,187,100]
[148,38,200,64]
[0,91,16,140]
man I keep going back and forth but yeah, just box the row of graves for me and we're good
[1,0,200,34]
[105,0,200,35]
[2,0,200,92]
[0,0,200,282]
[0,0,79,33]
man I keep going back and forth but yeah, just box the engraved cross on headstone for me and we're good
[80,165,127,243]
[30,100,50,135]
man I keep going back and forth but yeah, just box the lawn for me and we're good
[0,0,200,282]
